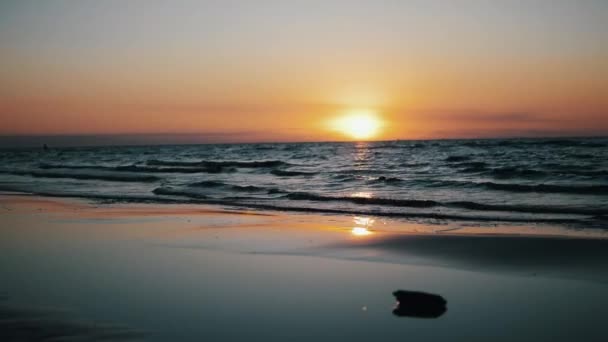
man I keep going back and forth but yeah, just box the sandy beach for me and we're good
[1,193,607,341]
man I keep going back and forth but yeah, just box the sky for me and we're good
[1,0,607,146]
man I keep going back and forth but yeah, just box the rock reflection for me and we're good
[392,290,447,318]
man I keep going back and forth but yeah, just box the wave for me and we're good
[284,192,439,208]
[282,191,607,216]
[333,168,398,175]
[152,187,208,199]
[114,165,229,174]
[267,188,286,194]
[486,166,608,179]
[331,174,376,183]
[462,141,495,148]
[445,155,471,162]
[2,187,601,225]
[480,182,608,195]
[3,138,607,230]
[29,190,193,205]
[487,167,548,179]
[147,159,288,168]
[417,179,608,195]
[447,201,607,216]
[331,174,358,181]
[271,169,317,177]
[189,180,226,188]
[152,187,438,208]
[555,169,608,177]
[399,162,430,167]
[145,189,591,224]
[39,162,231,174]
[39,163,115,171]
[452,161,488,168]
[570,153,597,160]
[0,184,35,194]
[371,176,404,184]
[2,170,160,183]
[450,161,489,173]
[253,145,277,150]
[146,160,206,167]
[188,181,267,193]
[539,162,598,171]
[214,203,587,225]
[231,184,266,192]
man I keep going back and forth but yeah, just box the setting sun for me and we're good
[331,110,382,140]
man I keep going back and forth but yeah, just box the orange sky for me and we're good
[1,1,607,144]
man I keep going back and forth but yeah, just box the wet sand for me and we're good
[1,194,607,341]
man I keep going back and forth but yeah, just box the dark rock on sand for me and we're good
[392,290,447,318]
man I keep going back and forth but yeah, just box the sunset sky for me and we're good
[1,0,607,145]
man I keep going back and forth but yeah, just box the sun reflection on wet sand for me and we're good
[351,216,375,236]
[351,227,372,236]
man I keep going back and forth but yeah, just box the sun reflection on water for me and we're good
[350,191,373,198]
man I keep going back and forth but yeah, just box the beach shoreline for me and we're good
[1,193,608,341]
[2,192,607,239]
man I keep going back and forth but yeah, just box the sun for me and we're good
[331,110,382,140]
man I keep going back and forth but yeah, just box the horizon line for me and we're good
[0,132,606,149]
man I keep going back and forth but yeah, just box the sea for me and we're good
[1,137,607,229]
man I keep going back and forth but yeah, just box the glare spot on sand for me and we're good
[352,227,372,236]
[351,216,375,236]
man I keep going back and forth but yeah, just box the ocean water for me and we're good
[1,137,607,228]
